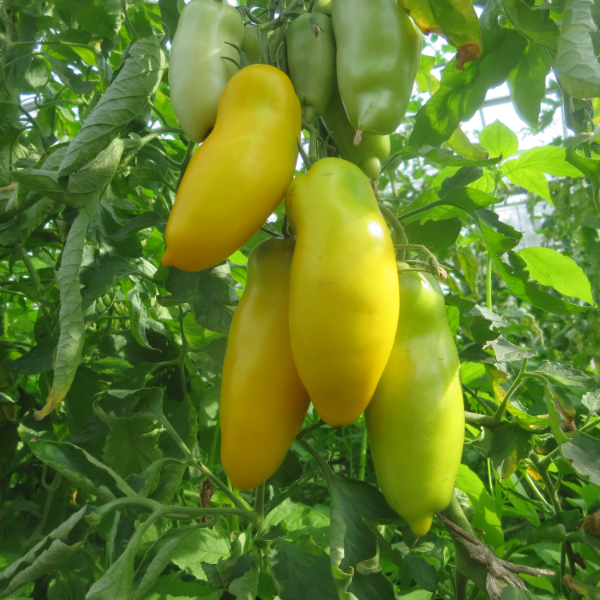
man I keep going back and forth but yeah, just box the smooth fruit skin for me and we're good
[162,65,301,272]
[220,239,310,491]
[322,86,390,179]
[331,0,422,135]
[365,266,465,537]
[168,0,243,143]
[286,158,399,427]
[286,13,336,124]
[241,25,261,65]
[316,0,332,13]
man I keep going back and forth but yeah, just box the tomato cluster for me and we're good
[163,0,462,536]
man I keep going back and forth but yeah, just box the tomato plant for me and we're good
[1,1,600,599]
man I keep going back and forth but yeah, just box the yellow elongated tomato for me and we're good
[220,239,310,491]
[286,158,399,427]
[162,65,301,272]
[366,266,465,537]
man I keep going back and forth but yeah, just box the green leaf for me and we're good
[228,553,260,600]
[562,432,600,486]
[94,388,164,478]
[0,508,87,599]
[489,423,533,479]
[519,510,583,545]
[264,503,330,549]
[479,120,519,159]
[80,256,143,304]
[170,529,231,580]
[348,570,396,600]
[0,197,56,248]
[159,0,181,41]
[476,209,590,315]
[532,361,595,388]
[139,575,219,600]
[44,54,96,94]
[582,390,600,415]
[507,43,551,128]
[59,38,166,176]
[409,4,526,148]
[518,246,595,305]
[75,0,123,38]
[267,450,304,489]
[456,464,504,550]
[407,555,441,592]
[65,140,126,208]
[439,167,484,198]
[416,54,440,95]
[112,211,165,241]
[501,160,550,201]
[460,361,487,384]
[28,439,134,500]
[162,265,238,334]
[271,536,338,600]
[34,140,124,420]
[446,128,489,161]
[329,476,398,571]
[515,145,584,177]
[404,217,462,253]
[133,526,210,600]
[34,204,93,420]
[500,588,534,600]
[501,0,559,50]
[555,0,600,99]
[9,169,68,203]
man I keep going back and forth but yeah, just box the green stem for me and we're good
[254,483,265,533]
[467,586,480,600]
[27,474,62,545]
[0,51,42,76]
[492,358,528,422]
[8,39,100,50]
[397,198,446,222]
[122,0,138,41]
[297,420,324,440]
[358,414,368,481]
[440,494,488,593]
[227,477,241,531]
[462,385,497,417]
[143,143,183,169]
[200,461,252,511]
[175,142,196,192]
[456,571,468,600]
[486,254,493,311]
[464,411,498,427]
[259,0,302,29]
[379,204,408,260]
[2,80,46,144]
[529,453,561,515]
[523,470,553,509]
[530,453,578,577]
[298,437,335,488]
[487,458,497,496]
[208,416,221,468]
[19,249,52,321]
[540,417,600,466]
[297,139,312,169]
[157,401,250,513]
[264,467,319,514]
[95,495,257,523]
[307,125,318,164]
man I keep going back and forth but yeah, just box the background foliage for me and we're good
[1,0,600,599]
